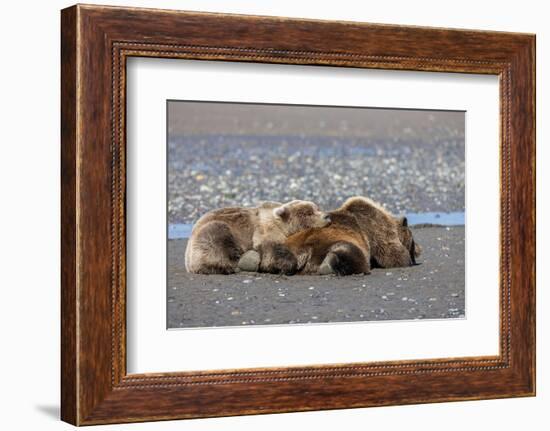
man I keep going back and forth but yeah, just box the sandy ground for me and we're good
[167,226,465,329]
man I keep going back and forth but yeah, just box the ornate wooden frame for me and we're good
[61,4,535,425]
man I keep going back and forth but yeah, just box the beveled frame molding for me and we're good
[61,4,535,425]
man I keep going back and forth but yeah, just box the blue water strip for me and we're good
[405,212,464,227]
[168,223,194,240]
[168,212,464,240]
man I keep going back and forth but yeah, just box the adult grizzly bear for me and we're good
[185,200,331,274]
[244,196,421,276]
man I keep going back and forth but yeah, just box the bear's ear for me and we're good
[399,216,408,227]
[273,205,289,221]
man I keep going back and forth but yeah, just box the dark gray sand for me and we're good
[167,226,465,329]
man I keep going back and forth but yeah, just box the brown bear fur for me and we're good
[281,196,422,276]
[185,200,331,274]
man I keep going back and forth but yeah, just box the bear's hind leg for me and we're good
[188,221,243,274]
[320,242,370,276]
[258,242,298,275]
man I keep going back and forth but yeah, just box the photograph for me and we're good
[50,2,536,426]
[167,101,466,329]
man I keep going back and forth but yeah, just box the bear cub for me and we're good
[185,200,331,274]
[243,196,422,276]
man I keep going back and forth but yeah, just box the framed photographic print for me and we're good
[61,4,536,425]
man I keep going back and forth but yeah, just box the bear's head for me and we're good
[273,200,331,236]
[396,217,422,264]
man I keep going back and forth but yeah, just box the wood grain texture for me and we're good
[60,5,78,425]
[60,4,535,425]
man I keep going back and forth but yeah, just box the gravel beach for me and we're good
[167,226,465,329]
[168,103,465,224]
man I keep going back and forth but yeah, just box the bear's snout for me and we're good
[317,212,331,227]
